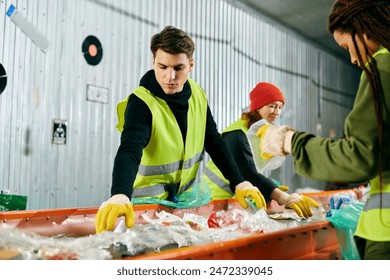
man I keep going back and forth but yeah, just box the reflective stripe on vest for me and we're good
[363,193,390,211]
[116,78,207,199]
[204,166,233,196]
[355,177,390,242]
[202,119,248,199]
[137,151,204,176]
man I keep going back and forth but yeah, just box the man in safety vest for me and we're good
[95,26,266,233]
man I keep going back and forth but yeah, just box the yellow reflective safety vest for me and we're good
[355,47,390,242]
[116,78,207,200]
[202,119,247,199]
[355,176,390,241]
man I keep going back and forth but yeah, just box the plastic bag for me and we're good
[246,119,286,173]
[132,180,211,208]
[326,202,365,260]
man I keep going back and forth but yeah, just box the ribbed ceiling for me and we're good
[236,0,349,62]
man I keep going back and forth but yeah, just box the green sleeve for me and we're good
[291,52,390,183]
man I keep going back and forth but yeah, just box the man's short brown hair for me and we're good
[150,26,195,60]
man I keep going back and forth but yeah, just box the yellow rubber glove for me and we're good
[256,124,295,158]
[278,192,319,218]
[95,194,135,234]
[256,125,274,159]
[278,185,289,192]
[235,181,267,210]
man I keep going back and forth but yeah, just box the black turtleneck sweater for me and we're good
[221,129,278,201]
[111,70,245,198]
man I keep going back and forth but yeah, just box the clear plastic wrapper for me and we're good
[331,191,358,208]
[246,119,286,172]
[0,226,112,259]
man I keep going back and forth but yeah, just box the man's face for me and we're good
[152,49,194,94]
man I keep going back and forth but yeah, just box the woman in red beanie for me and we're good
[247,82,285,125]
[202,82,318,218]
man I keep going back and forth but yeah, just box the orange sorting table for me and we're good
[0,190,358,260]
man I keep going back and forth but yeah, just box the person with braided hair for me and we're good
[256,0,390,259]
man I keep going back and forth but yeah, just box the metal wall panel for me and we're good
[0,0,359,210]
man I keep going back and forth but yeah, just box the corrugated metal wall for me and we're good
[0,0,359,210]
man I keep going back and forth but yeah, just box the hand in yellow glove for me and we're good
[278,185,289,192]
[256,124,295,159]
[277,192,319,218]
[235,181,267,210]
[95,194,135,234]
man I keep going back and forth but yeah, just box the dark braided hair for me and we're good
[328,0,390,225]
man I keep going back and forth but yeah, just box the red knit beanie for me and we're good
[249,82,285,112]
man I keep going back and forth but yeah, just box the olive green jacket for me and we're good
[291,47,390,184]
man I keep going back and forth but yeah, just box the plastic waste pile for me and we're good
[0,205,326,260]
